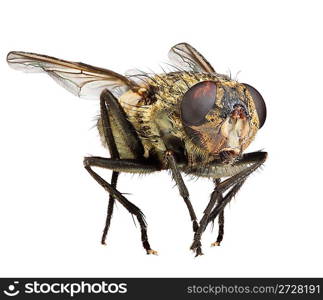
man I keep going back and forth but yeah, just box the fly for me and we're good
[7,43,267,256]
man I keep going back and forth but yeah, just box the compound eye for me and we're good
[180,81,217,126]
[243,83,267,128]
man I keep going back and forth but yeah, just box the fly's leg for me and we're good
[190,151,267,256]
[84,157,159,173]
[101,89,144,158]
[209,179,245,247]
[99,89,144,245]
[100,91,119,245]
[215,205,224,246]
[165,151,199,233]
[84,156,159,254]
[210,179,225,247]
[101,172,118,245]
[213,209,224,247]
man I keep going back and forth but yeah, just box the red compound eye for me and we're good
[180,81,217,126]
[243,83,267,128]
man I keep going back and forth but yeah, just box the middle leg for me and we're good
[165,151,199,233]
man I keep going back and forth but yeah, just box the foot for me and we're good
[194,247,204,257]
[147,249,158,255]
[211,241,221,247]
[190,240,203,256]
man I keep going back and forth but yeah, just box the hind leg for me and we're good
[98,89,145,244]
[84,157,159,253]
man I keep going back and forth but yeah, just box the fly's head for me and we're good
[180,80,266,163]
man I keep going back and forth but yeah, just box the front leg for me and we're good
[210,179,225,247]
[190,151,267,256]
[210,179,245,247]
[165,151,199,233]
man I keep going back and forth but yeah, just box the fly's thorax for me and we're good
[150,71,219,105]
[146,72,214,162]
[117,88,178,162]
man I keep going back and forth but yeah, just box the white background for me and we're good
[0,0,322,277]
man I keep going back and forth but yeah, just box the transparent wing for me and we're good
[168,42,216,73]
[7,51,139,99]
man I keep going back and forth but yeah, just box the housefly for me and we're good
[7,43,267,256]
